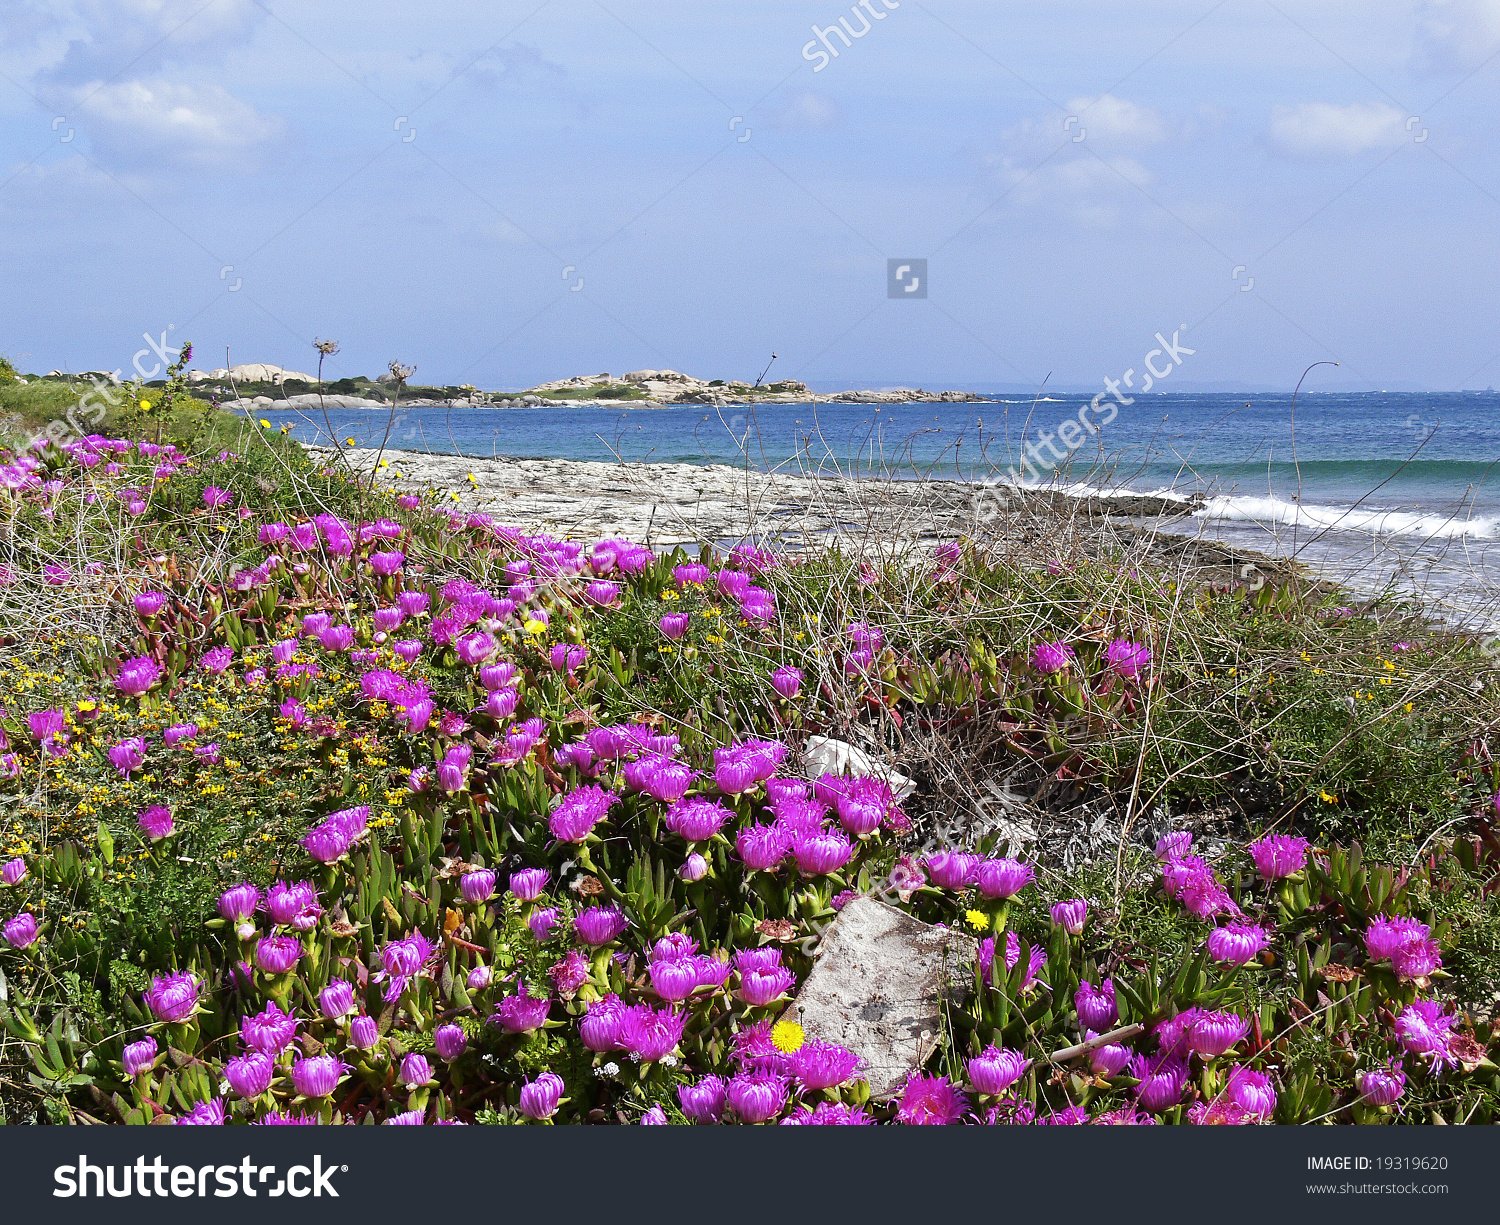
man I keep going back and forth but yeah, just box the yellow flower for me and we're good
[965,909,988,932]
[771,1020,804,1054]
[345,437,356,445]
[1319,790,1338,803]
[1404,702,1413,712]
[524,619,546,635]
[259,418,272,428]
[467,473,477,483]
[139,398,153,411]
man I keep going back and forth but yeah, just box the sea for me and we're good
[264,390,1500,630]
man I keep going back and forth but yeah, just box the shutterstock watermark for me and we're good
[802,0,900,71]
[54,1154,344,1198]
[970,325,1196,524]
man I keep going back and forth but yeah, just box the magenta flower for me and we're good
[350,1015,379,1049]
[3,912,39,949]
[974,857,1034,900]
[1088,1038,1133,1078]
[617,1004,686,1061]
[680,852,709,881]
[107,736,146,777]
[27,709,69,756]
[575,905,627,946]
[583,580,621,608]
[1074,979,1117,1031]
[291,1055,347,1098]
[454,631,496,665]
[458,868,496,905]
[791,829,853,876]
[1155,831,1193,860]
[144,971,200,1023]
[318,979,355,1020]
[115,655,161,696]
[177,1100,227,1126]
[164,716,199,746]
[368,550,405,576]
[787,1041,860,1091]
[265,881,321,928]
[770,665,802,699]
[736,823,790,871]
[580,995,627,1052]
[374,931,438,1003]
[896,1073,969,1125]
[489,991,552,1034]
[134,591,168,617]
[1246,833,1310,880]
[2,858,26,887]
[122,1038,157,1077]
[660,613,690,640]
[549,948,587,993]
[678,1075,728,1123]
[1132,1055,1189,1112]
[925,850,979,891]
[519,1071,565,1120]
[1357,1061,1406,1107]
[664,796,731,842]
[1225,1066,1276,1119]
[1185,1009,1249,1058]
[1207,923,1271,967]
[225,1052,275,1098]
[1031,641,1075,673]
[1394,1000,1459,1065]
[434,1024,467,1061]
[968,1046,1031,1096]
[623,753,695,802]
[726,1070,788,1122]
[200,645,234,674]
[497,868,546,904]
[317,625,353,652]
[1365,915,1443,980]
[1105,638,1151,678]
[735,953,795,1007]
[137,805,174,840]
[399,1052,433,1089]
[254,935,303,975]
[548,785,620,843]
[1051,899,1088,935]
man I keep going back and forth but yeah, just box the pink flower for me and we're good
[896,1073,969,1125]
[137,805,174,839]
[1246,833,1310,880]
[548,785,620,843]
[1105,638,1151,679]
[1031,641,1074,673]
[659,613,690,640]
[107,736,146,777]
[489,992,551,1033]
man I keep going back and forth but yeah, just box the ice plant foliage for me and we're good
[0,431,1493,1127]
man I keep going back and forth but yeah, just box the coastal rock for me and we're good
[787,896,975,1099]
[803,736,917,801]
[225,394,385,411]
[190,364,318,385]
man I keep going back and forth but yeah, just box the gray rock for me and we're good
[787,896,975,1098]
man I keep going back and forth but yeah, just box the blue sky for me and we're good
[1,0,1498,391]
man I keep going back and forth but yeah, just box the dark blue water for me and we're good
[267,391,1500,621]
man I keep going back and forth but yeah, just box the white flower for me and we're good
[598,1061,620,1078]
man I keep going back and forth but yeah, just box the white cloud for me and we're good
[1001,93,1175,157]
[27,0,266,89]
[76,79,282,168]
[764,91,840,131]
[1414,0,1500,73]
[1267,101,1408,159]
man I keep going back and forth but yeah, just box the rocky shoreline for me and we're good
[303,444,1314,591]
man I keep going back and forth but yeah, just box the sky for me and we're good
[0,0,1497,392]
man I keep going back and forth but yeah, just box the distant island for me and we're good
[133,364,985,411]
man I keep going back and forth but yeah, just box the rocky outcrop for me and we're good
[188,364,319,385]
